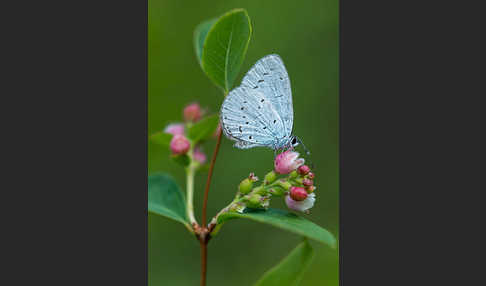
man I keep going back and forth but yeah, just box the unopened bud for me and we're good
[277,180,292,191]
[306,185,316,193]
[289,170,298,179]
[307,172,315,179]
[264,171,277,184]
[193,147,207,164]
[293,177,304,185]
[239,178,253,194]
[247,194,262,208]
[303,178,313,187]
[290,186,308,201]
[253,186,267,195]
[183,103,202,122]
[297,165,311,176]
[170,134,190,155]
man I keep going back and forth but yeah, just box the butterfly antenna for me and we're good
[296,137,314,169]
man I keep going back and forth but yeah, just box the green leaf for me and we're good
[218,208,336,248]
[254,240,315,286]
[201,8,252,91]
[148,173,189,229]
[188,114,219,143]
[194,18,217,66]
[150,131,172,147]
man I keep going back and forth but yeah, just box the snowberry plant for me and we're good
[149,8,336,286]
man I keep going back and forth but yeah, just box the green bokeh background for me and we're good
[149,1,338,285]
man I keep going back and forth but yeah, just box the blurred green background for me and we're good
[149,0,338,285]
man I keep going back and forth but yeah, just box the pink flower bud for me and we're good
[183,103,202,122]
[285,192,316,213]
[289,186,308,201]
[170,134,190,155]
[302,178,313,187]
[164,123,185,136]
[297,165,310,176]
[274,150,305,174]
[307,172,315,179]
[306,185,316,193]
[193,147,206,164]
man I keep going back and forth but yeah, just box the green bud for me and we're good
[247,194,262,208]
[289,170,298,179]
[253,186,268,195]
[268,185,286,196]
[277,180,292,191]
[293,177,304,185]
[264,171,277,184]
[239,178,253,194]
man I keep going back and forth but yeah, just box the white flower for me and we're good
[285,193,316,213]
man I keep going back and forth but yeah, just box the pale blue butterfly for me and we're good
[221,54,308,153]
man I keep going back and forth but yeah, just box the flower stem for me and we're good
[199,127,223,286]
[199,91,227,286]
[186,160,197,226]
[200,238,207,286]
[201,128,222,226]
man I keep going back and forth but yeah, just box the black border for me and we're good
[5,0,482,284]
[340,1,483,285]
[4,0,148,284]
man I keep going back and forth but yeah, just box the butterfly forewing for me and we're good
[221,86,285,149]
[240,54,294,137]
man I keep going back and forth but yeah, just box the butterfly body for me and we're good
[221,54,299,151]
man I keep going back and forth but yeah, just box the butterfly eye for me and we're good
[292,138,299,147]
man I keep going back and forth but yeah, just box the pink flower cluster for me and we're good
[163,103,207,164]
[274,150,316,213]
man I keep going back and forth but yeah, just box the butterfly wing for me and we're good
[221,86,286,149]
[240,54,293,137]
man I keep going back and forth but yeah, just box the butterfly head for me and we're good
[290,136,299,148]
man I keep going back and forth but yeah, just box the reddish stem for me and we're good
[200,238,207,286]
[199,128,222,286]
[201,129,222,225]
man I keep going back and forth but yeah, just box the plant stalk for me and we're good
[199,91,227,286]
[186,160,197,226]
[199,128,223,286]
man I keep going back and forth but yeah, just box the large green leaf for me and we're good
[148,173,189,229]
[218,208,336,248]
[188,114,219,143]
[254,240,314,286]
[201,8,252,92]
[194,18,217,66]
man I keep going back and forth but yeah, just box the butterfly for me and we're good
[220,54,307,153]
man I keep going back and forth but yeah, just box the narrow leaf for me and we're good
[201,8,252,91]
[254,240,314,286]
[148,173,189,228]
[218,208,336,248]
[194,18,217,66]
[188,114,219,143]
[150,132,173,147]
